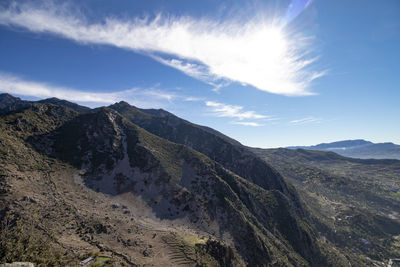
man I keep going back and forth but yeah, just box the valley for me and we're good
[250,147,400,265]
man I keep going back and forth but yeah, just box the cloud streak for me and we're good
[206,100,274,127]
[231,121,264,127]
[290,116,322,125]
[205,101,268,120]
[0,2,323,96]
[0,73,176,108]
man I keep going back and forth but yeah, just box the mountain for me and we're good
[109,101,290,194]
[0,96,358,266]
[110,101,400,264]
[287,139,373,150]
[0,94,90,115]
[3,95,399,266]
[287,139,400,160]
[0,93,31,114]
[249,146,400,264]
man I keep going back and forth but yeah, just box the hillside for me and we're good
[0,95,361,266]
[108,101,400,265]
[109,101,294,194]
[288,139,400,160]
[250,147,400,264]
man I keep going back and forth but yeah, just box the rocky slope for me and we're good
[0,102,239,266]
[109,101,290,194]
[0,94,366,266]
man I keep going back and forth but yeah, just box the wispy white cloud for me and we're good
[290,116,322,125]
[151,56,231,92]
[205,101,267,120]
[183,96,203,102]
[231,121,264,127]
[151,56,214,83]
[0,73,176,108]
[0,1,324,96]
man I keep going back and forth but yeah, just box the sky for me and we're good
[0,0,399,148]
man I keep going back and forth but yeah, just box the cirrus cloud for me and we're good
[205,101,268,120]
[0,1,324,96]
[290,116,322,125]
[231,121,264,127]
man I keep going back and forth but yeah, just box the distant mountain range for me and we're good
[287,139,400,160]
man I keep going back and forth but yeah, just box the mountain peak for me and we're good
[0,93,30,114]
[0,93,20,100]
[43,97,61,101]
[115,100,130,106]
[0,93,23,105]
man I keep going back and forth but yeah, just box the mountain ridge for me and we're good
[287,139,400,160]
[0,95,350,266]
[0,93,91,115]
[109,101,291,195]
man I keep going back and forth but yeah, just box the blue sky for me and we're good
[0,0,399,147]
